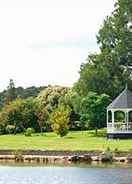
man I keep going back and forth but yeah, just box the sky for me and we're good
[0,0,116,91]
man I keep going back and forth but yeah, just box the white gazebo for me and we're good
[107,87,132,138]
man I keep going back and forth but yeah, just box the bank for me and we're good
[0,150,132,165]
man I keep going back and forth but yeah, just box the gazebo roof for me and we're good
[107,88,132,109]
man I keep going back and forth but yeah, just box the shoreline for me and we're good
[0,150,131,165]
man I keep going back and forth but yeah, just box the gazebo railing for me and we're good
[114,122,127,131]
[107,122,132,132]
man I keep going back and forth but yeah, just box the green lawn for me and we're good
[0,130,132,151]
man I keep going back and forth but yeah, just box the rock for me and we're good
[91,156,100,162]
[126,157,132,163]
[69,155,80,162]
[80,154,92,163]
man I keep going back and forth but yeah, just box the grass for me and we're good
[0,129,132,151]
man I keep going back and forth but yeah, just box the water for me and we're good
[0,165,132,184]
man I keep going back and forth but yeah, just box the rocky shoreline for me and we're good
[0,150,131,164]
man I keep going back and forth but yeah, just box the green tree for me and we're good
[97,0,132,67]
[37,85,69,110]
[75,0,132,99]
[50,105,71,137]
[5,79,17,104]
[0,83,47,109]
[21,98,40,131]
[35,101,49,133]
[0,98,24,133]
[59,89,81,129]
[80,92,110,134]
[0,98,41,134]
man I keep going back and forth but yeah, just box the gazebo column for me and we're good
[112,110,115,132]
[126,110,129,131]
[107,110,108,125]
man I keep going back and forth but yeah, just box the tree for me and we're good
[16,86,47,99]
[37,85,69,110]
[59,89,81,129]
[79,92,110,134]
[0,98,24,134]
[5,79,17,104]
[50,105,71,137]
[21,98,40,131]
[35,101,49,133]
[0,98,41,134]
[75,0,132,99]
[0,84,47,109]
[97,0,132,67]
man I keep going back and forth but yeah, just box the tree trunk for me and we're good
[40,127,43,135]
[95,127,98,136]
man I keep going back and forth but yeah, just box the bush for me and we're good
[115,111,125,122]
[95,128,107,137]
[24,128,35,136]
[100,147,113,162]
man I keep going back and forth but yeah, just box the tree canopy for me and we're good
[75,0,132,99]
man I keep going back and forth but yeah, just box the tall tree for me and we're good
[75,0,132,99]
[79,92,110,134]
[5,79,17,104]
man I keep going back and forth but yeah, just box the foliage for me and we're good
[100,148,113,162]
[5,79,17,104]
[38,85,69,110]
[18,86,47,99]
[114,111,125,122]
[25,128,35,136]
[59,89,81,129]
[75,0,132,99]
[0,80,47,109]
[0,97,50,133]
[59,89,77,108]
[35,101,50,133]
[79,92,110,133]
[50,105,71,137]
[0,89,75,134]
[80,115,90,130]
[0,98,24,133]
[21,98,40,131]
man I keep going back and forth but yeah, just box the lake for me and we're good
[0,165,132,184]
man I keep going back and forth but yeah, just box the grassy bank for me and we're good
[0,130,132,151]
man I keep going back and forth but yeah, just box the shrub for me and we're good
[100,148,113,162]
[25,128,35,136]
[96,128,107,137]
